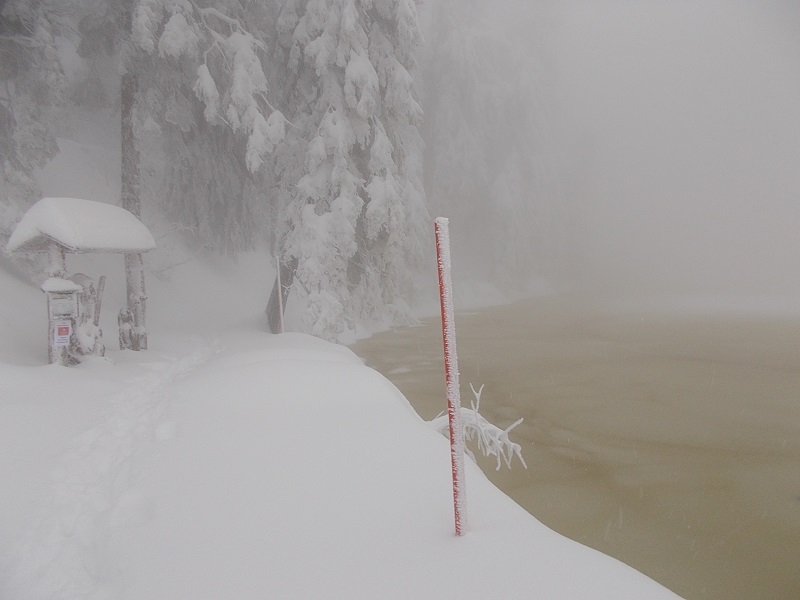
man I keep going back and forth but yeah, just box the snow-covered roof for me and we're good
[40,277,84,293]
[6,197,156,254]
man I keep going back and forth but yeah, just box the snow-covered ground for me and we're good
[0,251,681,599]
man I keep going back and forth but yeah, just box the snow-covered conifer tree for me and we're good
[0,0,64,237]
[68,0,289,348]
[71,0,287,253]
[272,0,429,341]
[124,0,286,253]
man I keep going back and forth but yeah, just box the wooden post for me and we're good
[44,242,71,365]
[48,241,66,278]
[122,60,147,351]
[276,256,285,334]
[94,275,106,327]
[124,252,147,350]
[266,256,297,334]
[435,217,466,536]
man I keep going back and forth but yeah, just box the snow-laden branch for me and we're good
[197,6,244,33]
[0,34,44,48]
[430,383,527,471]
[140,0,286,172]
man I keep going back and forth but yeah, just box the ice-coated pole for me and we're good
[434,217,466,536]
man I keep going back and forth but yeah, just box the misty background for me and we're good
[545,0,800,298]
[3,0,800,340]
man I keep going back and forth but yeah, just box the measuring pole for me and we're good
[435,217,466,536]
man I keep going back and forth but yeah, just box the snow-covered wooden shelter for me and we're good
[6,197,156,365]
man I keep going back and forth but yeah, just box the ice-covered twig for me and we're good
[430,384,527,471]
[469,383,484,410]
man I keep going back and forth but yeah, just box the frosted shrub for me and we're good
[430,384,527,471]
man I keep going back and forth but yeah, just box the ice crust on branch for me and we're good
[430,383,527,471]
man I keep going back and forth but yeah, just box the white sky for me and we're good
[547,0,800,296]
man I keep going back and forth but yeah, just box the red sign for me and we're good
[54,320,72,348]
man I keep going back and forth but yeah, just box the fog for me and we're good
[545,0,800,298]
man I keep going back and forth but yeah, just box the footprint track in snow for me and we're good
[8,338,221,599]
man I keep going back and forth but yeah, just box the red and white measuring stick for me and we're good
[434,217,466,536]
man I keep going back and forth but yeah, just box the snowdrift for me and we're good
[0,271,680,598]
[0,252,677,598]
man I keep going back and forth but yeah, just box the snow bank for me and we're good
[0,323,680,599]
[0,248,678,598]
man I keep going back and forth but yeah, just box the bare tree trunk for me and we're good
[121,68,147,350]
